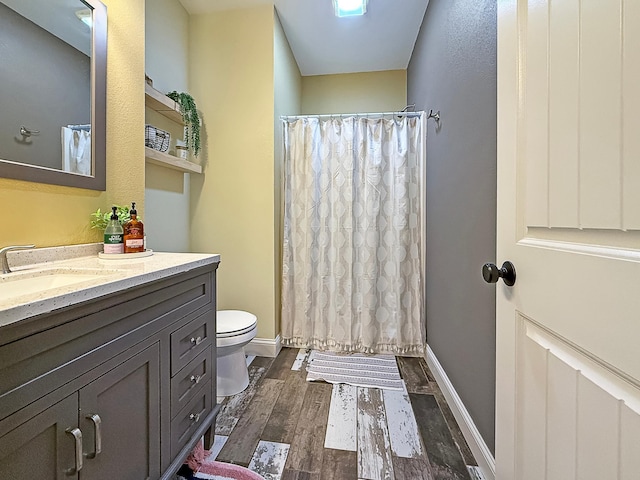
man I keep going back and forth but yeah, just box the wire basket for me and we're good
[145,125,170,153]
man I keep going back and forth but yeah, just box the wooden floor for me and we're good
[208,348,482,480]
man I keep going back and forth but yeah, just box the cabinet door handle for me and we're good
[190,374,202,384]
[65,427,83,474]
[189,413,201,423]
[190,336,202,346]
[85,414,102,458]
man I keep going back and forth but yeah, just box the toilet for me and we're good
[216,310,258,396]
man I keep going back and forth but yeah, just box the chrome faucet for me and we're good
[0,245,35,274]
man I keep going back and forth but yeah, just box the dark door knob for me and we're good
[482,261,516,286]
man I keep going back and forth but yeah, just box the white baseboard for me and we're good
[426,345,496,480]
[245,334,282,358]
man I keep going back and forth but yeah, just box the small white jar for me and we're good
[176,145,188,159]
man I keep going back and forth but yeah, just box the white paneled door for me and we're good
[496,1,640,479]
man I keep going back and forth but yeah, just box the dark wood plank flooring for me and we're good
[213,348,478,480]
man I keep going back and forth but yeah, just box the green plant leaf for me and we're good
[90,205,135,230]
[167,91,201,157]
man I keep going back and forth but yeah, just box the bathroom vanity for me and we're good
[0,247,220,479]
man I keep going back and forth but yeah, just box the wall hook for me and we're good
[427,109,440,122]
[19,126,40,137]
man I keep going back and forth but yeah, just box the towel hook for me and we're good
[19,126,40,137]
[427,110,440,122]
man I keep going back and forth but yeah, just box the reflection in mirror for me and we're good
[0,0,106,190]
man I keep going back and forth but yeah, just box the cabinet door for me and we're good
[79,343,160,480]
[0,394,80,479]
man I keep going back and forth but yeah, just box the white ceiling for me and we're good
[177,0,429,76]
[3,0,91,55]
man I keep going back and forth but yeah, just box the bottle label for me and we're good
[125,239,144,248]
[104,234,124,254]
[128,226,143,237]
[104,233,123,245]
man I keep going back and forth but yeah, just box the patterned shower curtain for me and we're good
[281,114,426,355]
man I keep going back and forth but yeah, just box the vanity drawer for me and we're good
[171,381,213,458]
[171,347,213,418]
[170,311,213,375]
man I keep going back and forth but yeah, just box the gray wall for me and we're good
[407,0,497,453]
[0,3,90,170]
[144,0,191,253]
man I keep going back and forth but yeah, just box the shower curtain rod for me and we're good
[281,111,424,120]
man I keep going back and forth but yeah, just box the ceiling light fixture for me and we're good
[333,0,368,18]
[75,9,92,27]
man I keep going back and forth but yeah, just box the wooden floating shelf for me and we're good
[144,83,199,173]
[144,83,184,124]
[144,147,202,174]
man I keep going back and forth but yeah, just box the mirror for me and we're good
[0,0,106,190]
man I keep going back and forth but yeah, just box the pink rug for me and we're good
[186,442,265,480]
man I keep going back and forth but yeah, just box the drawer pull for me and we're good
[65,427,83,474]
[85,414,102,459]
[190,374,202,384]
[190,336,203,346]
[189,413,201,423]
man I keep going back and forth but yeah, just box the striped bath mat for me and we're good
[306,351,404,390]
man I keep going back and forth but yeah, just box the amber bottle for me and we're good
[124,202,145,253]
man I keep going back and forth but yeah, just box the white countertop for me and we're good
[0,246,220,328]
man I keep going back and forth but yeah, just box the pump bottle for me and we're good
[103,206,124,254]
[124,202,145,253]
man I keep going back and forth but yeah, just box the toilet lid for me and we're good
[217,310,257,337]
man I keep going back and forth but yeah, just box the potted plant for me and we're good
[166,91,201,157]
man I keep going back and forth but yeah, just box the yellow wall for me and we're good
[273,10,302,337]
[0,0,145,247]
[301,70,407,114]
[189,6,277,339]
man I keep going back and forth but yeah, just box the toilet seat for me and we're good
[216,310,258,338]
[217,310,257,338]
[218,325,255,338]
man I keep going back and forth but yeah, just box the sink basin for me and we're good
[0,268,125,302]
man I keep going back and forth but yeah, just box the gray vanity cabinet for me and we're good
[0,394,78,479]
[78,343,161,479]
[0,343,160,480]
[0,262,220,480]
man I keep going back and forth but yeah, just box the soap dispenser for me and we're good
[103,206,124,254]
[124,202,145,253]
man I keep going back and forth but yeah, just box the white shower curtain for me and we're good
[281,114,426,355]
